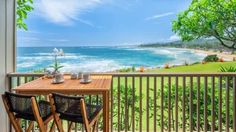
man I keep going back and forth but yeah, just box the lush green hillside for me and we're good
[140,39,233,52]
[147,61,236,73]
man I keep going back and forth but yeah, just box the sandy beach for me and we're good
[193,49,236,61]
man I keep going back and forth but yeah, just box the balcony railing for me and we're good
[7,72,236,132]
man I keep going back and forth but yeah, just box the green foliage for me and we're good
[172,0,236,49]
[203,55,219,62]
[219,66,236,87]
[132,66,136,72]
[119,67,136,72]
[191,62,200,65]
[220,66,236,72]
[156,82,233,131]
[140,39,231,52]
[49,60,64,72]
[17,0,34,30]
[32,69,44,73]
[148,61,236,73]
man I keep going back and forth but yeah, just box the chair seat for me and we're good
[15,100,52,121]
[59,104,102,123]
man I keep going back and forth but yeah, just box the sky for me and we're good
[17,0,192,47]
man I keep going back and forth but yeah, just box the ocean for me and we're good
[17,46,206,72]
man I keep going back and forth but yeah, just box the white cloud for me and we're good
[17,30,41,34]
[18,36,69,43]
[36,0,104,26]
[145,12,174,21]
[78,18,95,27]
[169,34,181,41]
[18,37,40,42]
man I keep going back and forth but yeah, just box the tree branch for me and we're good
[225,29,235,39]
[214,36,235,49]
[213,30,236,49]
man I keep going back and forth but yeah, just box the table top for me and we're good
[13,75,112,95]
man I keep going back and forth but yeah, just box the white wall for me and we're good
[0,0,16,131]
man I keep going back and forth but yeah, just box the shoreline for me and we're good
[193,49,236,61]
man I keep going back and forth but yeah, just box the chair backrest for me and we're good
[52,93,84,117]
[5,92,34,116]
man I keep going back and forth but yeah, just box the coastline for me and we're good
[18,46,204,72]
[193,49,236,61]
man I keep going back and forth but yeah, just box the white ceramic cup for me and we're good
[78,72,83,79]
[71,73,78,80]
[83,73,90,81]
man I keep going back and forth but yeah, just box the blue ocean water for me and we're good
[17,46,206,72]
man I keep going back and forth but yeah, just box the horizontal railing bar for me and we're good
[7,73,45,77]
[7,72,236,77]
[112,73,236,77]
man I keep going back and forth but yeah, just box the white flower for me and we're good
[59,49,64,56]
[53,48,59,54]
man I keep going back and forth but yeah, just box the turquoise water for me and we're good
[17,46,206,72]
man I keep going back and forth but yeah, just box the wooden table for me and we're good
[12,75,112,132]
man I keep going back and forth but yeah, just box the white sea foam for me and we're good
[122,47,146,51]
[32,53,53,56]
[18,54,93,61]
[33,53,80,56]
[17,62,37,68]
[60,59,124,72]
[123,47,189,56]
[18,56,52,61]
[133,47,206,66]
[150,48,205,60]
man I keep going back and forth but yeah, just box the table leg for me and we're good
[103,91,109,132]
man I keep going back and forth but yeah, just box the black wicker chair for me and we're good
[49,93,102,132]
[2,92,55,132]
